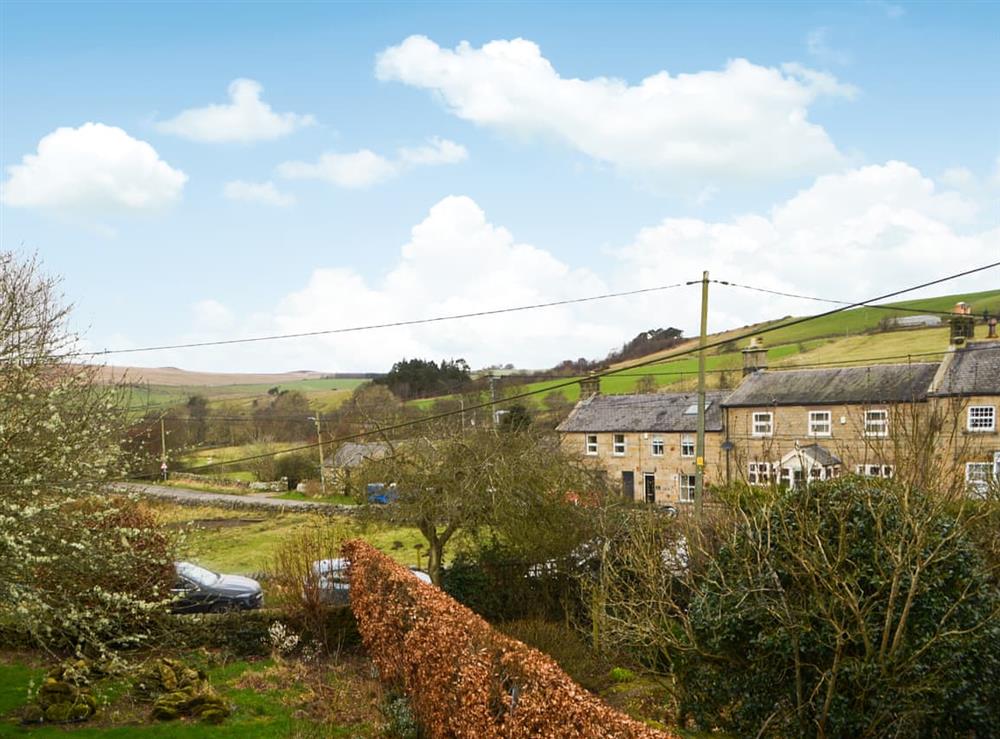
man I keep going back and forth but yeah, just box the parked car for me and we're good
[171,561,263,613]
[309,558,431,605]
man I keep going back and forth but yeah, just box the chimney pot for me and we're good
[742,337,768,376]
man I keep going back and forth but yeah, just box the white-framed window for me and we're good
[965,462,992,497]
[808,410,832,437]
[680,434,695,458]
[585,434,598,455]
[855,464,894,479]
[752,412,773,437]
[864,409,889,437]
[651,436,664,456]
[748,462,772,486]
[679,474,696,502]
[613,434,626,456]
[968,406,996,433]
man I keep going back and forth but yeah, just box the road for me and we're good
[112,482,337,510]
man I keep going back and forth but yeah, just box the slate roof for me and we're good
[930,342,1000,396]
[557,391,726,433]
[326,442,390,468]
[722,363,940,407]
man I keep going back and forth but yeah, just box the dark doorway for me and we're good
[621,471,635,500]
[643,473,656,503]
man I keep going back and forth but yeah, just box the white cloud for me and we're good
[806,28,852,66]
[222,179,295,206]
[398,136,469,166]
[277,137,467,189]
[375,35,856,182]
[615,161,997,334]
[156,79,316,143]
[118,162,998,373]
[1,122,186,211]
[193,299,235,330]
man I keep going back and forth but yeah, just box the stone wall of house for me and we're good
[722,402,925,481]
[562,430,725,506]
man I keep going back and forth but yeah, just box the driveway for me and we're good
[113,482,337,510]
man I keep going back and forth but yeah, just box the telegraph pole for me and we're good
[695,270,709,519]
[310,413,327,496]
[489,375,498,427]
[160,417,168,481]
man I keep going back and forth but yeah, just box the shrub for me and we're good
[343,539,672,738]
[594,478,1000,736]
[274,453,319,489]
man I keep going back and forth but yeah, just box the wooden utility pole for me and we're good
[312,413,327,496]
[695,270,709,519]
[160,417,168,481]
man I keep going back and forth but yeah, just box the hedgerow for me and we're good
[343,539,672,738]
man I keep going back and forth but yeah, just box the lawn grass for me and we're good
[145,500,430,574]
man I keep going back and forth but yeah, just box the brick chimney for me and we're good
[579,373,601,397]
[949,302,976,345]
[742,337,768,376]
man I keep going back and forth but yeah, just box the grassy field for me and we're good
[423,290,1000,408]
[153,502,428,574]
[123,377,366,418]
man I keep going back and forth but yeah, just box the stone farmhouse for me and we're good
[558,335,1000,506]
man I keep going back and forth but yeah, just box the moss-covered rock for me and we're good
[20,704,44,724]
[44,702,73,723]
[139,658,229,724]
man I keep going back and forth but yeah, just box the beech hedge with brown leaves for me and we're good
[343,540,672,738]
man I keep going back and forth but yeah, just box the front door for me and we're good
[621,471,635,501]
[643,473,656,503]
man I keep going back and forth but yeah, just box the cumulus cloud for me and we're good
[277,137,467,189]
[375,35,855,182]
[615,161,997,334]
[1,122,186,212]
[222,179,294,206]
[116,162,998,373]
[156,79,316,143]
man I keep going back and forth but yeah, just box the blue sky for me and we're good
[2,1,998,372]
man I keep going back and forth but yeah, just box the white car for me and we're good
[308,558,431,605]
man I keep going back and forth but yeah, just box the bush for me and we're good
[343,539,670,738]
[442,540,584,624]
[595,478,1000,736]
[274,453,319,489]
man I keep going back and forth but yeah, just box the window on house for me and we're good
[613,434,626,455]
[864,409,889,437]
[968,406,996,433]
[808,410,832,437]
[965,462,992,498]
[752,412,773,437]
[585,435,598,455]
[680,434,695,458]
[748,462,772,486]
[679,474,696,502]
[651,436,664,456]
[855,464,894,479]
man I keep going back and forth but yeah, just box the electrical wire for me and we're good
[4,260,997,486]
[30,282,692,361]
[713,280,995,317]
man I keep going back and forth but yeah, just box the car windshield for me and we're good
[177,562,221,587]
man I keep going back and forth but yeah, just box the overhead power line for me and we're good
[4,260,996,488]
[57,282,692,359]
[713,280,990,317]
[166,259,999,475]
